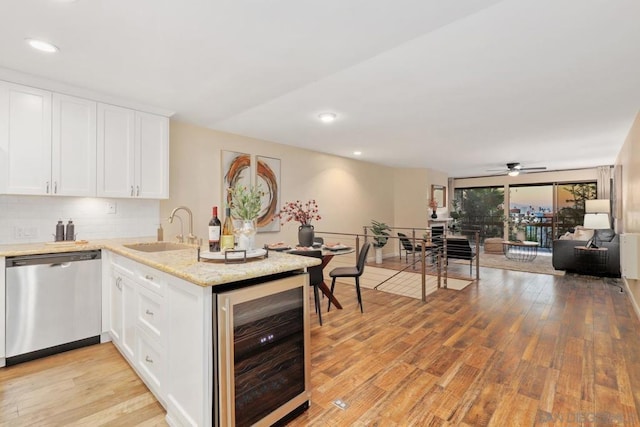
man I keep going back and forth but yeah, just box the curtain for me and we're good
[447,177,455,210]
[596,165,612,199]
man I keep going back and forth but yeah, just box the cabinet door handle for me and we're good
[145,309,154,316]
[145,274,154,281]
[46,181,50,194]
[145,355,154,363]
[116,277,122,290]
[136,185,140,197]
[54,181,57,194]
[130,185,134,196]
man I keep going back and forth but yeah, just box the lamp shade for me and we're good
[585,199,610,214]
[583,213,610,229]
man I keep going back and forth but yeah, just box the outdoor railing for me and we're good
[458,215,585,249]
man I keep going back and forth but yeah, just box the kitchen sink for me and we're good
[123,242,195,252]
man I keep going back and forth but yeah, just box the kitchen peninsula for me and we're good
[0,238,319,426]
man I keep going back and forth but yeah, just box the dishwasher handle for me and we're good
[49,262,72,268]
[6,250,101,268]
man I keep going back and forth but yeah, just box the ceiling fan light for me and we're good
[508,170,520,177]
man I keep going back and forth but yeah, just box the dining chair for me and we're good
[288,250,324,325]
[328,242,371,313]
[397,232,423,261]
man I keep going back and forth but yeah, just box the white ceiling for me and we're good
[1,0,639,178]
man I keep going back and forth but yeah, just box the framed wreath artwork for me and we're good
[256,155,280,232]
[222,150,252,206]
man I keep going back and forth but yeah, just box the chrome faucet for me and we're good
[168,206,197,244]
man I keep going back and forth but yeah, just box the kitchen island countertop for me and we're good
[0,237,320,288]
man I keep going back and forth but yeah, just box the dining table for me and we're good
[268,244,355,310]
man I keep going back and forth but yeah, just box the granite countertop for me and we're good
[0,237,320,288]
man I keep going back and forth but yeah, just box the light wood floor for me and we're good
[2,266,639,426]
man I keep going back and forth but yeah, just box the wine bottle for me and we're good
[208,206,221,252]
[220,207,235,251]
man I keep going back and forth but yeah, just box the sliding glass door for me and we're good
[508,184,553,245]
[454,181,597,248]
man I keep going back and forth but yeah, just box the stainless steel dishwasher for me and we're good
[5,250,102,365]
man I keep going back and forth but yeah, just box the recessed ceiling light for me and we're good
[353,151,362,156]
[318,112,337,123]
[26,38,59,53]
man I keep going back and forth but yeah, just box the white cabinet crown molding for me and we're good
[0,68,174,118]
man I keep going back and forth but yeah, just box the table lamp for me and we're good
[583,198,611,230]
[583,213,610,229]
[585,199,610,214]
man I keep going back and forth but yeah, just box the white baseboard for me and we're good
[623,277,640,322]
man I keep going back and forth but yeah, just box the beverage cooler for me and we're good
[214,274,311,426]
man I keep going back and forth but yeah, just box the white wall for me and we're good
[0,195,159,244]
[617,112,640,312]
[161,120,414,252]
[393,168,428,229]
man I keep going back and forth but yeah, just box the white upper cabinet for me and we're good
[0,82,52,195]
[136,112,169,199]
[97,104,136,198]
[0,82,98,196]
[52,94,97,196]
[0,80,169,198]
[97,104,169,199]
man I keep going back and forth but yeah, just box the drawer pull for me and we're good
[145,274,154,280]
[116,277,122,290]
[145,355,153,364]
[145,309,154,316]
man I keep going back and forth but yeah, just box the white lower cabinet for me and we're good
[137,286,164,341]
[0,256,5,368]
[136,327,164,393]
[109,262,137,361]
[106,251,211,427]
[108,254,165,400]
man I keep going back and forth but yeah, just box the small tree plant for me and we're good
[371,220,392,248]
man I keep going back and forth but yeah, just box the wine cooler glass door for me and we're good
[217,274,310,427]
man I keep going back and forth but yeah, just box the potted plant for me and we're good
[449,199,462,233]
[507,217,527,241]
[371,220,391,264]
[229,183,263,250]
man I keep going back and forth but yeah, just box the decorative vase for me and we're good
[235,219,257,251]
[431,210,438,219]
[298,224,314,247]
[375,247,383,264]
[516,230,526,242]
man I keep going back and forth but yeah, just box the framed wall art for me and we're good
[221,150,252,205]
[256,155,280,232]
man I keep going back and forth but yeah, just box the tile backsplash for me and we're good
[0,195,160,244]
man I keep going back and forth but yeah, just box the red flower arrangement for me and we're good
[277,200,321,225]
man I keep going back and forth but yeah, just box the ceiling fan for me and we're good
[488,162,547,176]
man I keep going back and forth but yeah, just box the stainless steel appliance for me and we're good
[5,250,102,365]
